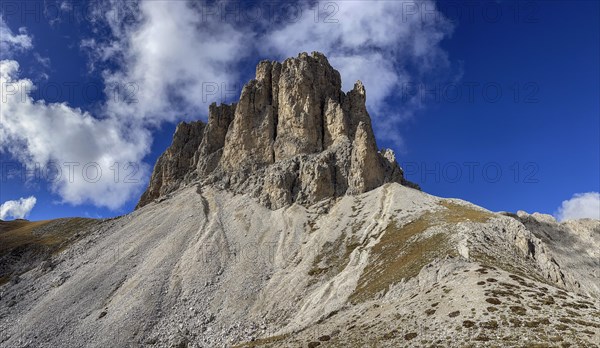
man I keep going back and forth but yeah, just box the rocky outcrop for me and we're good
[137,52,418,209]
[137,121,205,208]
[505,211,600,297]
[194,103,236,176]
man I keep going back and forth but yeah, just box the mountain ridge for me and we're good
[1,184,598,347]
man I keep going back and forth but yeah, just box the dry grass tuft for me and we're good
[0,218,97,254]
[0,218,99,282]
[308,234,360,279]
[232,334,290,348]
[349,202,493,304]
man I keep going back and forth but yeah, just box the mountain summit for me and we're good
[137,52,417,209]
[1,53,598,348]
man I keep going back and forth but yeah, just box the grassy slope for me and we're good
[0,218,99,285]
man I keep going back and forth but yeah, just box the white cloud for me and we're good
[1,0,250,210]
[33,52,50,68]
[0,60,151,209]
[262,0,454,146]
[0,16,33,58]
[85,0,252,125]
[0,196,37,220]
[88,0,454,138]
[60,1,73,12]
[555,192,600,221]
[1,0,454,211]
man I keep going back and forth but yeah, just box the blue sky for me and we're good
[0,0,598,221]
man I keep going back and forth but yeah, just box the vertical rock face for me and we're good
[137,52,419,209]
[195,103,236,175]
[273,52,342,161]
[137,121,205,208]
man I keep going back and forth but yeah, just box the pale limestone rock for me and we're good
[273,53,341,161]
[516,210,529,218]
[348,121,385,194]
[9,184,600,348]
[298,152,336,203]
[220,78,276,171]
[137,52,417,209]
[136,121,205,208]
[323,98,350,147]
[194,103,235,176]
[347,80,371,139]
[531,212,558,224]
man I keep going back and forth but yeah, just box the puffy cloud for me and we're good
[555,192,600,221]
[0,60,151,209]
[0,16,33,58]
[262,0,454,145]
[84,0,252,125]
[1,0,251,210]
[0,196,37,220]
[89,0,454,138]
[1,0,454,211]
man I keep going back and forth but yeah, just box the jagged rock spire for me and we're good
[137,52,417,209]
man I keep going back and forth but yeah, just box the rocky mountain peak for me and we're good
[137,52,418,209]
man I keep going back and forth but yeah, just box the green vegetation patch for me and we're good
[404,332,418,340]
[0,218,98,254]
[349,202,493,304]
[486,298,502,305]
[480,320,499,329]
[308,233,361,279]
[509,306,527,315]
[232,334,290,348]
[462,320,476,328]
[0,218,99,283]
[0,275,10,286]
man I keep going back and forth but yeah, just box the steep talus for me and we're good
[137,52,417,210]
[1,184,599,347]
